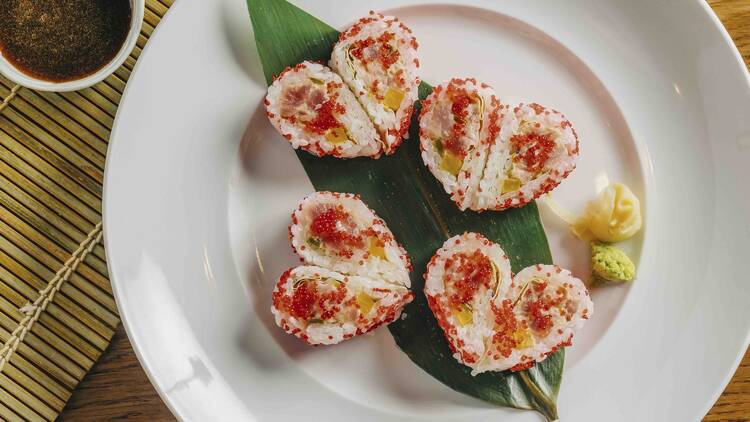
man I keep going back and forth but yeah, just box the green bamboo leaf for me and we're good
[247,1,563,419]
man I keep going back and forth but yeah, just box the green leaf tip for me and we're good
[247,0,339,84]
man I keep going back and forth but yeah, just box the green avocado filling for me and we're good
[591,243,635,282]
[307,237,321,250]
[434,137,444,157]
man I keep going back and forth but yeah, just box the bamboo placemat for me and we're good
[0,1,173,420]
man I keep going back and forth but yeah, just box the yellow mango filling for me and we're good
[326,278,342,287]
[440,152,463,176]
[451,304,473,326]
[356,292,375,316]
[511,328,535,349]
[325,127,348,144]
[368,237,387,260]
[501,177,521,194]
[382,88,405,111]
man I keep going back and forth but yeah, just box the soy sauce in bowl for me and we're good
[0,0,132,83]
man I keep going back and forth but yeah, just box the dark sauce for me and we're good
[0,0,132,82]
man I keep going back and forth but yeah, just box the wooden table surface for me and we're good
[59,1,750,420]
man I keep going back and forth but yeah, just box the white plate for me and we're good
[103,0,750,420]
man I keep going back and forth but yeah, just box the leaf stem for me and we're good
[518,371,559,421]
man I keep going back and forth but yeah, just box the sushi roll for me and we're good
[490,264,594,371]
[289,191,412,287]
[476,102,579,210]
[424,233,512,368]
[265,61,381,158]
[475,264,593,374]
[419,79,500,210]
[424,233,593,375]
[330,12,420,154]
[271,266,413,345]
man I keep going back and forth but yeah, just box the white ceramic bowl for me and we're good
[0,0,144,92]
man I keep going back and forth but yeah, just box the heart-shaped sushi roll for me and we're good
[265,61,382,158]
[476,103,579,210]
[480,264,592,373]
[425,233,593,374]
[272,266,413,345]
[419,79,579,211]
[330,12,420,154]
[419,79,500,210]
[424,232,512,367]
[290,191,412,287]
[274,191,413,345]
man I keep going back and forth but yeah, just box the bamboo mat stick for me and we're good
[0,264,114,341]
[0,119,104,195]
[0,89,108,166]
[0,237,118,319]
[0,177,97,249]
[0,223,103,372]
[0,385,44,422]
[0,277,109,352]
[0,294,100,362]
[2,364,66,411]
[0,219,111,293]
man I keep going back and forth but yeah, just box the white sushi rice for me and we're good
[471,264,593,374]
[271,265,412,345]
[265,61,381,158]
[330,12,420,154]
[289,191,411,287]
[474,103,515,210]
[419,79,498,210]
[476,102,579,211]
[424,233,512,366]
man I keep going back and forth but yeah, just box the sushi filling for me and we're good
[307,204,388,261]
[443,250,498,326]
[346,31,407,114]
[279,80,351,145]
[285,277,383,325]
[425,83,484,177]
[501,120,558,192]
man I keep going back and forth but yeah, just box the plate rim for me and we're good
[102,1,750,420]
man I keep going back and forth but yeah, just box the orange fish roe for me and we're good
[309,207,364,253]
[282,277,349,322]
[490,299,520,358]
[510,361,535,372]
[443,81,477,157]
[444,250,493,307]
[272,269,294,313]
[350,32,400,72]
[510,131,556,172]
[303,96,345,135]
[290,280,318,319]
[485,97,501,145]
[520,280,574,336]
[525,298,553,334]
[317,282,348,320]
